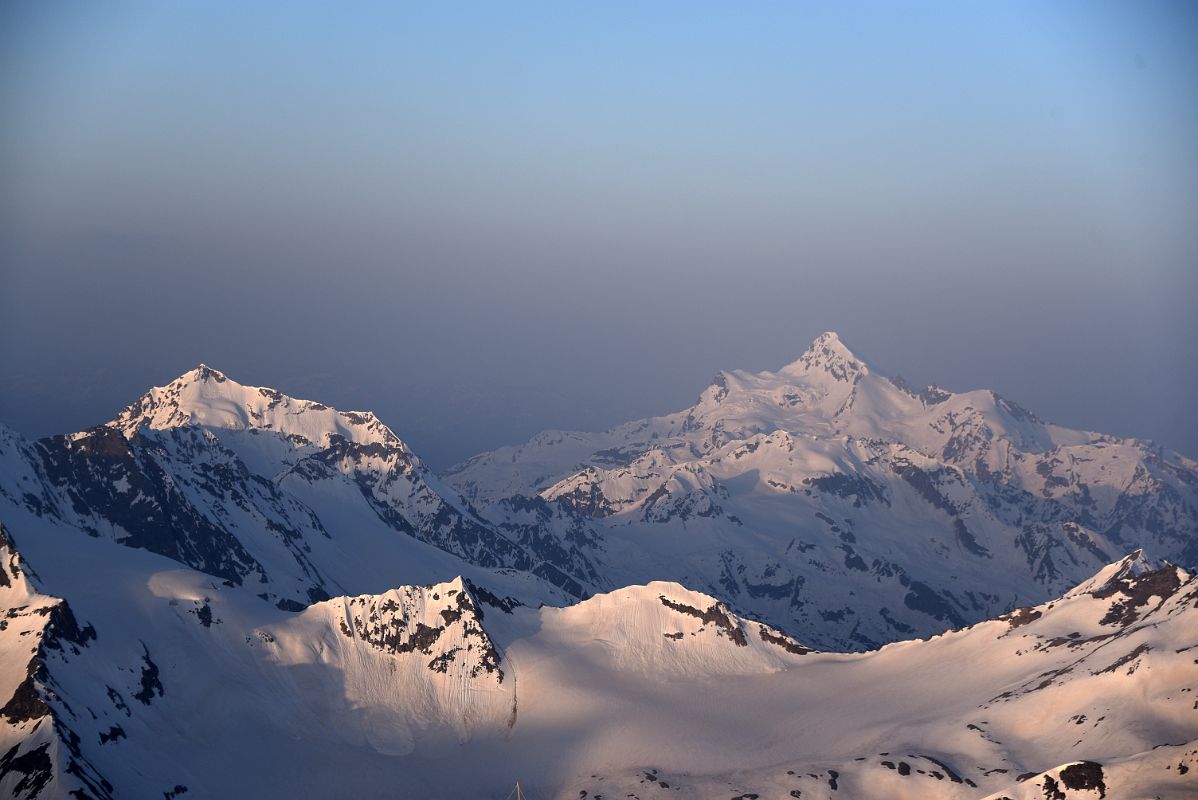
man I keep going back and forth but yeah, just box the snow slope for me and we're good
[0,501,1194,798]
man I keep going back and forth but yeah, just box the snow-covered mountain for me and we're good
[0,343,1194,797]
[448,332,1198,648]
[5,341,1193,653]
[0,502,1194,798]
[0,365,594,610]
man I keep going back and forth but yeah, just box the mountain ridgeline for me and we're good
[450,331,1198,648]
[1,364,595,612]
[0,334,1195,798]
[2,334,1196,650]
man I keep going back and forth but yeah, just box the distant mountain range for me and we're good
[1,333,1194,797]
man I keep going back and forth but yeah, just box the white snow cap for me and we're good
[109,364,405,449]
[779,331,869,378]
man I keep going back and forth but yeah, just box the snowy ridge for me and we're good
[0,501,1193,798]
[532,581,812,677]
[553,553,1198,799]
[0,367,594,611]
[110,364,402,449]
[447,332,1198,650]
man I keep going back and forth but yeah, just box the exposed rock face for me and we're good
[36,425,266,586]
[658,595,748,647]
[331,578,504,682]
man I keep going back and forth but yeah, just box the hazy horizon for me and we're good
[2,1,1196,469]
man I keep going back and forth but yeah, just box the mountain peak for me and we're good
[108,366,405,450]
[188,363,230,384]
[1063,549,1183,600]
[806,331,857,360]
[779,331,869,382]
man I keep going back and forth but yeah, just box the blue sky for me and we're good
[2,2,1195,466]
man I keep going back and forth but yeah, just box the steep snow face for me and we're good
[447,332,1198,650]
[267,577,515,752]
[0,368,593,610]
[0,525,107,800]
[1,509,1194,799]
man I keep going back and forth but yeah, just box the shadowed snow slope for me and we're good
[0,502,1194,798]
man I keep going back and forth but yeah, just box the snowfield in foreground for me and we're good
[0,507,1194,798]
